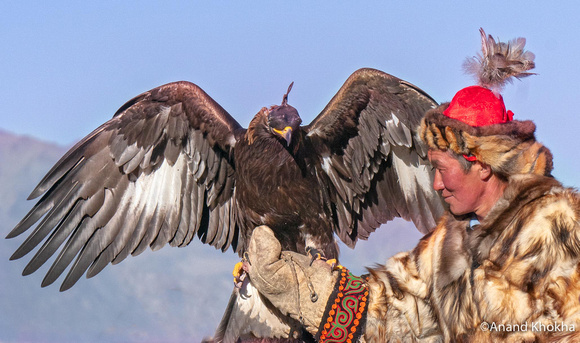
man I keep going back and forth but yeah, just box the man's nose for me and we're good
[432,170,444,191]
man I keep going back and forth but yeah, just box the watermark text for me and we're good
[480,321,576,333]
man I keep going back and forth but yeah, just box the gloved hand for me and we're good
[244,225,339,335]
[245,226,370,342]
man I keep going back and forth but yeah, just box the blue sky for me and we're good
[1,1,580,341]
[2,2,579,187]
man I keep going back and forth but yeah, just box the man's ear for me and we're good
[477,162,492,180]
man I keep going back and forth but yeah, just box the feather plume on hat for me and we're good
[463,28,536,94]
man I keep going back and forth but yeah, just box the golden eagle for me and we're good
[7,68,442,340]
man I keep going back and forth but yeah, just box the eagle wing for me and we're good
[7,81,244,291]
[305,68,443,247]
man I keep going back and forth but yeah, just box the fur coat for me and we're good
[364,173,580,342]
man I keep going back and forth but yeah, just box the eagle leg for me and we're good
[305,246,338,268]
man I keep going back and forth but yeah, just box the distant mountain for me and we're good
[0,130,67,228]
[0,129,424,342]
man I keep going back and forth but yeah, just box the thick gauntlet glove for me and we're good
[246,226,369,341]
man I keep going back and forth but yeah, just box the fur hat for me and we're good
[420,28,553,177]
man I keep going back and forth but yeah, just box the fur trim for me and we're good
[420,104,553,177]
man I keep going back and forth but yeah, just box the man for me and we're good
[244,31,580,342]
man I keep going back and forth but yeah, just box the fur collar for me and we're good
[435,174,561,287]
[467,174,561,265]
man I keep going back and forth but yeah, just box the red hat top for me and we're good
[443,85,513,127]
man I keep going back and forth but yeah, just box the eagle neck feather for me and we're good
[246,107,270,145]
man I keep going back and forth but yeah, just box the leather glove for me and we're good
[245,225,337,334]
[245,225,369,341]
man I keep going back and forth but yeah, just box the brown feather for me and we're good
[463,28,536,93]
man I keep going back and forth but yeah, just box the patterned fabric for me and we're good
[316,267,368,343]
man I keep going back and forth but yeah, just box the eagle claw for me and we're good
[232,261,246,287]
[232,253,253,288]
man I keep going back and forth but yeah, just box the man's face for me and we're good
[427,149,487,216]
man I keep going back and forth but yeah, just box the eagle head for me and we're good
[267,82,302,146]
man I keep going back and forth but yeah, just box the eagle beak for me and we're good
[273,126,293,146]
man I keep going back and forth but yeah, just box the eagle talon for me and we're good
[325,258,340,270]
[232,261,246,287]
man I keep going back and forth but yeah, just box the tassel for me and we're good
[463,28,536,94]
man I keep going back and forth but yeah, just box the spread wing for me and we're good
[305,68,443,247]
[7,81,244,291]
